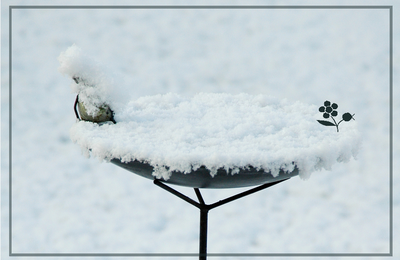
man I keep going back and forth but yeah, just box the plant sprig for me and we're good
[317,100,355,132]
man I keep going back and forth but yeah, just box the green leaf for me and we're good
[317,120,336,126]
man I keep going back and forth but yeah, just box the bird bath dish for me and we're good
[60,45,361,259]
[59,45,361,189]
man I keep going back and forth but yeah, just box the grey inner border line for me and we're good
[8,253,393,257]
[9,4,13,258]
[389,5,394,257]
[8,5,393,257]
[8,5,393,9]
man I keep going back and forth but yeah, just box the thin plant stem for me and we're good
[331,115,339,132]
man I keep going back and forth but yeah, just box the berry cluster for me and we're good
[317,100,354,132]
[319,101,338,118]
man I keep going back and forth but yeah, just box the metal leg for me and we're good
[154,178,290,260]
[199,208,208,260]
[194,188,208,260]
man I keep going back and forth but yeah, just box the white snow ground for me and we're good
[1,0,399,259]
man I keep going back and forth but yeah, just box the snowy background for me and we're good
[1,0,399,259]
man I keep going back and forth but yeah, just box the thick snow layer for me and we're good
[58,44,130,117]
[64,46,361,180]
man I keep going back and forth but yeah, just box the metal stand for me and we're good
[154,178,289,260]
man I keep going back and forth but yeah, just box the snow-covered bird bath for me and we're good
[59,45,360,188]
[59,45,361,259]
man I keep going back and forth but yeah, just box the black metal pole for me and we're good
[194,188,208,260]
[199,208,208,260]
[153,178,290,260]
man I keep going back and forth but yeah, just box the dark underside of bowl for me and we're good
[111,159,299,189]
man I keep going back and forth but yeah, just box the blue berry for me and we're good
[342,113,354,121]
